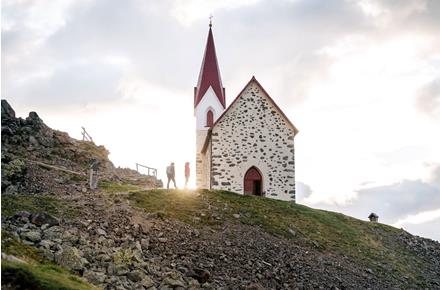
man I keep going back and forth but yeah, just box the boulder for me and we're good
[26,111,45,128]
[30,213,59,227]
[4,185,18,195]
[62,228,80,244]
[96,228,107,236]
[14,211,31,219]
[142,275,155,288]
[55,246,86,271]
[43,226,63,240]
[1,253,26,264]
[115,265,129,276]
[106,263,116,275]
[40,248,55,261]
[39,239,54,249]
[141,238,150,251]
[127,270,144,282]
[161,272,185,288]
[187,268,211,284]
[1,125,14,136]
[21,230,42,243]
[1,99,15,119]
[84,270,106,284]
[29,135,39,146]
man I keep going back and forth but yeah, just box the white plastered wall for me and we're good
[195,86,225,188]
[194,86,225,130]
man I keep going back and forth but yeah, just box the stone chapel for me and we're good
[194,23,299,201]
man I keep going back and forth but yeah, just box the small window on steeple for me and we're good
[206,110,214,127]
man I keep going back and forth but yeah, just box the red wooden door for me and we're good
[244,167,262,196]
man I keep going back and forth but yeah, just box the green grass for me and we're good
[98,180,141,194]
[2,261,97,290]
[129,189,217,224]
[128,189,432,284]
[2,231,49,264]
[1,194,78,218]
[1,232,97,290]
[70,174,88,182]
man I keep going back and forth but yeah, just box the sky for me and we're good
[2,0,440,240]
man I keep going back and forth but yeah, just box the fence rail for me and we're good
[81,126,94,143]
[136,163,157,178]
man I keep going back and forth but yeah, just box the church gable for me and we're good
[210,77,297,201]
[213,77,298,135]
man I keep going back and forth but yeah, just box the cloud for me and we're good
[170,0,260,26]
[302,164,440,240]
[398,217,440,241]
[393,208,440,227]
[2,0,373,110]
[416,78,440,118]
[2,0,195,108]
[314,178,440,221]
[296,181,313,199]
[430,163,440,187]
[3,0,439,111]
[5,61,127,108]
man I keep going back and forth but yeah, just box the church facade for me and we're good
[194,24,298,202]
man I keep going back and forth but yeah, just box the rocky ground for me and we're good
[2,99,440,290]
[3,186,440,290]
[1,99,161,196]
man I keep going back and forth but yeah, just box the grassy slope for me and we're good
[1,194,78,218]
[1,186,431,287]
[1,232,98,290]
[129,189,431,286]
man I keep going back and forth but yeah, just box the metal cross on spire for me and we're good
[209,14,213,27]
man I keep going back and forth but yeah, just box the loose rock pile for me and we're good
[3,196,213,290]
[397,230,440,269]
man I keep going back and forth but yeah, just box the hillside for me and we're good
[1,100,440,289]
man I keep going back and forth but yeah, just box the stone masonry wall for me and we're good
[211,81,296,201]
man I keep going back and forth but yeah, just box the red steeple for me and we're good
[194,25,226,108]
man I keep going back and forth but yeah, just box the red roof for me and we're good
[194,26,226,108]
[212,76,299,135]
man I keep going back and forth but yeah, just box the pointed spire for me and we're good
[194,24,226,108]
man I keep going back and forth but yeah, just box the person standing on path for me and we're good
[166,162,177,189]
[184,162,190,189]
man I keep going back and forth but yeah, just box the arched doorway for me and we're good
[244,167,263,196]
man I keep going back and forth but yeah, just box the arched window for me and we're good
[206,110,214,127]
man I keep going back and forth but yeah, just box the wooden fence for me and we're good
[136,163,157,178]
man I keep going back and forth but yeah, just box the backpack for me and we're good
[166,166,172,175]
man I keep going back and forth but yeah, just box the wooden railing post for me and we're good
[135,163,158,178]
[81,126,94,143]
